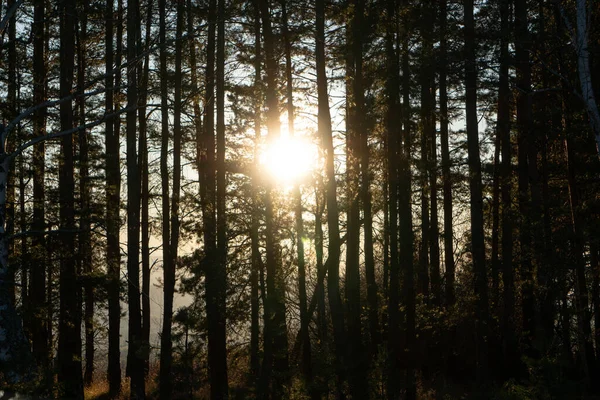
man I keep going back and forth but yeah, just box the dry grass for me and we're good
[85,364,158,400]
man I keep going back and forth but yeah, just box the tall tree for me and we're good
[76,3,93,386]
[498,0,517,376]
[139,0,153,378]
[464,0,489,382]
[57,0,83,397]
[257,0,289,396]
[316,0,346,394]
[125,0,144,396]
[385,0,401,396]
[202,0,229,397]
[439,0,454,306]
[105,0,122,395]
[30,0,49,386]
[400,0,416,396]
[280,0,314,394]
[159,0,183,397]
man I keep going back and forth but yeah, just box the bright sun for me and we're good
[259,136,318,183]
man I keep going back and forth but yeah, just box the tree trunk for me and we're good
[76,5,94,386]
[385,0,401,396]
[202,0,229,397]
[401,1,416,396]
[257,0,289,397]
[125,0,144,396]
[439,0,454,307]
[280,0,314,394]
[139,0,153,379]
[464,0,489,381]
[57,0,83,396]
[249,1,261,385]
[498,0,517,377]
[345,0,367,396]
[316,0,346,395]
[105,0,122,395]
[31,0,49,387]
[355,0,381,355]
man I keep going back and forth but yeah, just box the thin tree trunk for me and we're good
[385,0,401,396]
[202,0,228,397]
[159,1,183,398]
[257,0,289,396]
[439,0,454,307]
[464,0,489,382]
[214,0,229,395]
[490,135,500,311]
[498,0,517,377]
[139,0,153,379]
[316,0,346,395]
[515,0,537,356]
[105,0,122,395]
[249,0,261,385]
[158,1,172,394]
[355,0,381,354]
[76,5,94,386]
[280,0,314,393]
[401,1,416,395]
[57,0,83,396]
[214,0,229,397]
[31,0,49,387]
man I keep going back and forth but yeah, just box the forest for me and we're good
[0,0,600,398]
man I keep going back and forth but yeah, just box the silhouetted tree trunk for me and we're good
[280,0,314,394]
[258,0,289,397]
[105,0,122,395]
[439,0,454,307]
[418,7,431,298]
[316,0,346,395]
[57,0,83,397]
[401,1,416,396]
[515,0,539,357]
[345,0,367,397]
[76,5,93,386]
[249,0,261,385]
[159,1,183,398]
[125,0,144,396]
[215,0,229,394]
[139,0,153,378]
[31,0,49,386]
[356,0,381,356]
[464,0,489,381]
[385,0,401,396]
[424,0,440,305]
[498,0,517,377]
[202,0,228,397]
